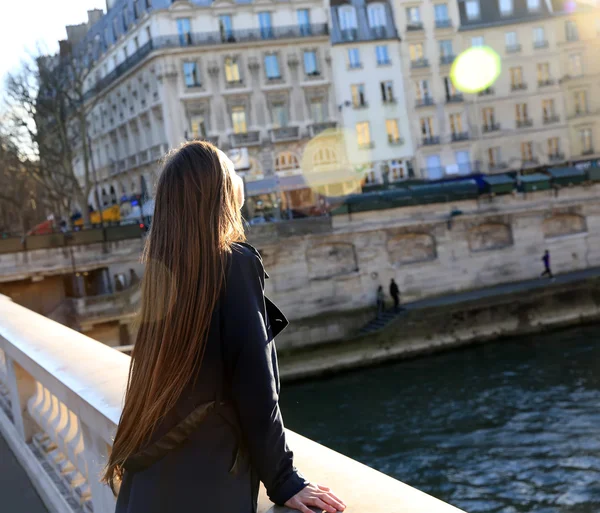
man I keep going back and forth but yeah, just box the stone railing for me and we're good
[0,296,464,513]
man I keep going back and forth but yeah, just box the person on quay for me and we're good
[376,285,385,318]
[104,142,346,513]
[541,249,554,279]
[389,279,400,312]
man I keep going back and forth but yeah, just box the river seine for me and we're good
[281,324,600,513]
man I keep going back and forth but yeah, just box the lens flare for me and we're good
[450,46,501,94]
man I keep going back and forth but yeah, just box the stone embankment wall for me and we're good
[278,276,600,381]
[257,185,600,348]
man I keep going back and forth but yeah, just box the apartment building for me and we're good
[393,0,475,179]
[329,0,415,184]
[71,0,346,219]
[455,0,600,175]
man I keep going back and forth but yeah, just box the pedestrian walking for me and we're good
[376,285,385,318]
[389,279,400,311]
[541,249,554,279]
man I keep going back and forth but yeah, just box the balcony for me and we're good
[548,152,565,162]
[478,87,495,96]
[388,137,404,146]
[416,96,435,108]
[489,162,509,171]
[446,93,464,103]
[534,40,549,49]
[543,115,560,125]
[353,101,369,110]
[522,158,540,167]
[538,79,555,87]
[483,122,501,133]
[138,149,149,164]
[0,298,464,513]
[310,121,337,137]
[422,136,441,146]
[225,79,245,89]
[382,96,396,105]
[150,143,169,160]
[358,141,375,150]
[411,58,429,69]
[571,109,592,119]
[230,131,261,147]
[406,22,424,31]
[516,119,534,128]
[127,155,137,169]
[340,28,359,42]
[369,25,389,39]
[440,54,456,65]
[451,131,470,142]
[506,44,522,53]
[511,83,527,91]
[582,148,595,156]
[270,126,301,143]
[435,19,453,29]
[186,133,220,147]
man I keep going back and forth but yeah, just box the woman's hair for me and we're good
[103,141,245,491]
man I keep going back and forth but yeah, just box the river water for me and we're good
[280,324,600,513]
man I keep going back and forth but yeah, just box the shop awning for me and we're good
[245,177,278,196]
[547,167,586,186]
[482,174,516,195]
[519,173,551,192]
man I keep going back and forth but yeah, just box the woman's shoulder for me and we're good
[229,242,265,275]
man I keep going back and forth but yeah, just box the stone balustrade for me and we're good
[0,295,464,513]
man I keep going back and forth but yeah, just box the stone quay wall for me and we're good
[254,185,600,349]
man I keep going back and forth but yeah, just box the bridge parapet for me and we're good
[0,295,464,513]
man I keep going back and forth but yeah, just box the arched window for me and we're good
[313,147,338,168]
[338,5,357,30]
[275,152,299,171]
[367,3,387,28]
[109,185,117,204]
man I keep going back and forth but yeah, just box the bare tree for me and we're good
[4,41,100,227]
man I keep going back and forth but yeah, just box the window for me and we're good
[225,57,241,83]
[351,84,367,107]
[231,106,247,134]
[389,160,405,181]
[133,37,139,50]
[133,0,140,19]
[190,115,206,139]
[271,103,288,128]
[566,20,579,41]
[183,62,200,87]
[104,27,111,46]
[409,43,424,62]
[356,122,371,147]
[533,27,546,46]
[548,137,560,156]
[145,0,151,8]
[542,99,555,120]
[348,48,361,69]
[449,113,463,135]
[122,7,128,31]
[275,152,299,172]
[386,119,400,143]
[488,147,501,167]
[177,18,192,45]
[303,51,318,75]
[310,99,326,122]
[510,67,524,88]
[435,4,449,22]
[444,76,457,99]
[367,3,386,28]
[465,0,480,20]
[570,54,583,77]
[339,5,358,30]
[421,117,434,137]
[416,80,430,100]
[259,12,273,39]
[219,15,233,42]
[482,107,496,127]
[146,26,151,42]
[440,40,454,57]
[264,54,280,79]
[574,90,588,114]
[112,18,119,40]
[538,62,550,83]
[521,141,534,161]
[381,81,394,103]
[123,47,128,60]
[516,103,529,122]
[499,0,513,16]
[297,9,311,35]
[376,45,390,65]
[581,128,593,153]
[527,0,541,11]
[406,6,421,24]
[505,31,518,50]
[471,36,484,47]
[426,155,442,179]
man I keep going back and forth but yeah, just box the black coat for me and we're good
[115,243,307,513]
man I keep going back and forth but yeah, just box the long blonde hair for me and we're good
[104,141,245,491]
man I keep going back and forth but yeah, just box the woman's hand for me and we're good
[284,483,346,513]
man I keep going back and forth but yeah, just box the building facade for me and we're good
[329,0,416,184]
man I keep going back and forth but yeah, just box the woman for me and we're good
[104,142,345,513]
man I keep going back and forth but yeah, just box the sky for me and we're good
[0,0,106,91]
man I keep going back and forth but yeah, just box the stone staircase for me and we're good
[358,308,406,335]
